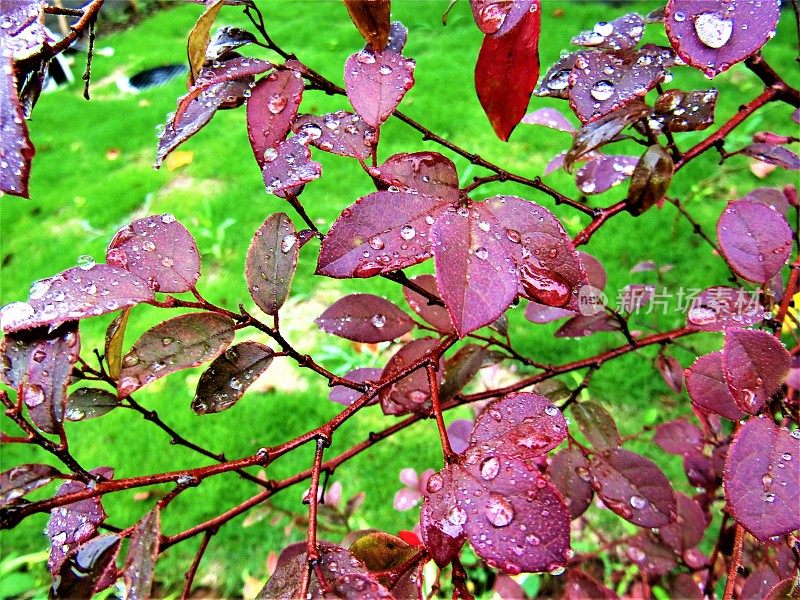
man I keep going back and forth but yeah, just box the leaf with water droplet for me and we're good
[328,367,382,406]
[474,2,540,141]
[589,448,676,527]
[665,0,780,78]
[402,274,455,334]
[419,464,467,567]
[245,212,298,315]
[52,533,121,598]
[205,26,257,61]
[626,145,673,216]
[0,463,61,507]
[379,337,444,416]
[371,151,460,201]
[292,111,377,160]
[0,44,35,198]
[685,286,765,332]
[570,401,620,451]
[740,143,800,171]
[685,351,745,421]
[521,107,576,133]
[118,312,235,397]
[654,88,718,132]
[555,313,621,338]
[432,202,517,337]
[724,417,800,542]
[344,47,415,127]
[260,136,322,197]
[192,341,274,414]
[247,69,304,168]
[124,507,160,600]
[576,154,637,195]
[571,12,645,51]
[349,531,417,572]
[658,492,706,552]
[722,329,790,415]
[315,294,414,343]
[66,388,121,421]
[549,447,594,519]
[535,52,579,100]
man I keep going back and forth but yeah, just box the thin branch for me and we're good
[181,530,214,600]
[427,362,453,461]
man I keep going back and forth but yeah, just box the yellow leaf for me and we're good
[187,0,224,84]
[166,150,194,171]
[782,292,800,333]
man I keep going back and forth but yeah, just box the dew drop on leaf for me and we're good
[480,456,500,481]
[484,494,514,527]
[590,80,615,101]
[447,506,467,526]
[693,11,733,49]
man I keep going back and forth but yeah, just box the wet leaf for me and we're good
[379,337,443,416]
[192,342,274,414]
[626,532,678,576]
[589,448,676,528]
[564,569,619,599]
[105,309,131,380]
[52,534,121,599]
[124,507,160,600]
[576,154,637,195]
[555,313,621,338]
[656,354,684,393]
[685,286,765,331]
[402,274,455,334]
[118,312,235,397]
[328,367,381,406]
[292,111,378,160]
[206,26,257,61]
[315,294,414,343]
[474,3,540,141]
[343,0,391,50]
[685,351,745,421]
[521,107,576,133]
[535,52,579,100]
[245,212,299,315]
[741,567,782,600]
[524,302,575,324]
[722,329,790,415]
[440,344,488,400]
[626,145,674,216]
[571,402,620,450]
[106,214,201,293]
[0,49,34,198]
[654,88,718,132]
[247,69,304,168]
[571,13,645,51]
[260,137,322,196]
[654,420,703,456]
[659,492,706,552]
[665,0,781,78]
[187,0,225,82]
[344,47,415,127]
[724,417,800,542]
[740,143,800,170]
[432,203,517,337]
[66,388,121,421]
[370,151,460,201]
[47,467,113,575]
[549,447,594,519]
[349,532,417,571]
[419,464,467,567]
[0,463,60,506]
[0,264,154,334]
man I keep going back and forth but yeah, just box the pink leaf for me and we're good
[245,212,299,315]
[379,337,444,416]
[344,47,415,127]
[261,137,322,197]
[685,286,766,331]
[292,111,377,160]
[247,69,304,167]
[315,294,414,343]
[402,274,455,334]
[370,151,460,201]
[549,447,594,520]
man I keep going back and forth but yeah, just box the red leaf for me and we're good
[52,534,121,598]
[654,419,703,456]
[685,351,745,420]
[247,69,304,168]
[328,368,381,406]
[570,401,621,451]
[419,464,467,567]
[432,203,517,337]
[0,54,34,197]
[659,492,706,552]
[342,0,391,50]
[549,447,594,519]
[717,200,792,284]
[402,274,455,334]
[370,151,460,201]
[292,111,378,160]
[379,337,444,416]
[344,47,416,127]
[685,286,766,331]
[124,507,160,599]
[575,155,637,195]
[571,13,645,51]
[521,107,576,133]
[722,329,790,414]
[0,463,60,506]
[261,137,322,197]
[724,417,800,542]
[474,2,540,141]
[565,569,619,599]
[656,354,685,393]
[106,214,201,293]
[315,294,414,343]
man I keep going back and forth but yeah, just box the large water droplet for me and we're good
[484,494,514,527]
[427,473,444,493]
[694,12,733,49]
[480,456,500,481]
[369,236,385,250]
[594,21,614,36]
[400,225,416,240]
[548,70,571,91]
[447,506,467,525]
[519,264,571,307]
[281,234,297,253]
[1,302,36,331]
[629,495,647,509]
[77,255,96,270]
[267,94,287,114]
[474,247,488,260]
[590,80,615,101]
[370,314,387,328]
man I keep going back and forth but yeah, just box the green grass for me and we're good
[1,1,798,597]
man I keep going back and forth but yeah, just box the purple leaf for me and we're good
[419,464,467,567]
[447,419,474,454]
[656,354,684,393]
[247,69,304,167]
[292,111,378,160]
[556,313,621,338]
[570,402,620,451]
[765,579,800,600]
[432,203,517,337]
[474,4,541,141]
[665,0,780,78]
[619,283,656,312]
[192,342,274,414]
[0,52,34,197]
[386,21,408,54]
[741,567,782,600]
[724,417,800,542]
[245,212,299,315]
[626,145,674,216]
[740,143,800,170]
[315,294,414,343]
[654,419,703,456]
[535,52,579,100]
[402,274,455,334]
[549,447,594,519]
[379,337,443,416]
[468,392,567,461]
[457,454,570,574]
[124,507,160,600]
[1,1,47,57]
[565,569,619,599]
[722,329,790,414]
[654,88,718,132]
[317,191,446,278]
[576,155,637,195]
[524,302,575,324]
[685,286,766,330]
[52,534,121,598]
[106,214,200,293]
[544,151,567,175]
[118,312,235,397]
[47,467,113,574]
[571,13,645,51]
[261,137,322,197]
[486,196,587,311]
[3,324,80,434]
[685,351,745,421]
[568,46,674,123]
[328,367,381,406]
[0,463,60,506]
[370,152,460,201]
[179,56,272,113]
[522,107,576,133]
[66,388,121,421]
[744,187,791,214]
[659,492,706,552]
[626,533,678,576]
[717,200,792,284]
[589,448,677,528]
[344,47,415,127]
[1,264,154,335]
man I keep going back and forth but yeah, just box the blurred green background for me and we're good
[1,0,797,597]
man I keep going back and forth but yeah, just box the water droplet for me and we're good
[230,378,243,391]
[478,221,491,232]
[400,225,416,240]
[356,51,376,64]
[161,257,175,268]
[122,353,139,368]
[23,385,45,407]
[474,247,488,260]
[267,93,287,114]
[480,456,500,480]
[281,234,297,253]
[630,495,647,509]
[763,492,776,503]
[484,494,514,527]
[549,565,566,576]
[505,229,521,244]
[142,241,156,252]
[77,255,96,270]
[674,11,686,22]
[1,302,35,331]
[782,452,792,461]
[792,430,800,440]
[379,65,393,75]
[519,264,571,306]
[447,506,467,525]
[161,337,174,346]
[370,314,387,328]
[590,80,615,101]
[29,280,51,300]
[427,473,444,493]
[544,405,559,417]
[548,70,571,91]
[368,236,385,250]
[694,12,733,49]
[594,21,614,36]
